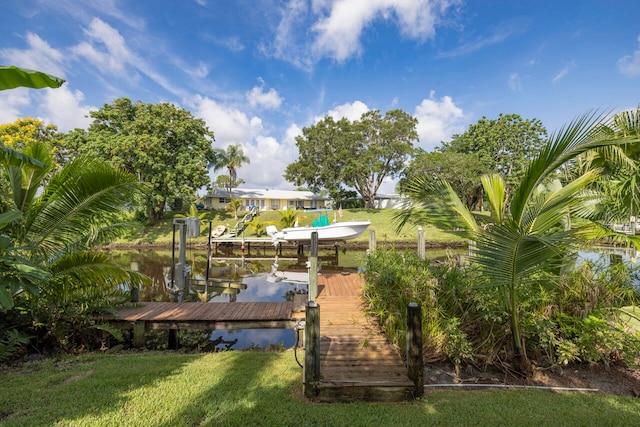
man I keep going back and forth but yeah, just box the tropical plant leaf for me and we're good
[0,66,65,90]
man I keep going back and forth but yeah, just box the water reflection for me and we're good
[106,247,464,349]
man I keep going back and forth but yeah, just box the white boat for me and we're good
[266,219,370,243]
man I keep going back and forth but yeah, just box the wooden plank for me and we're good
[313,273,413,402]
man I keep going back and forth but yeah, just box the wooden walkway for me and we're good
[315,273,414,402]
[103,273,415,401]
[101,301,299,348]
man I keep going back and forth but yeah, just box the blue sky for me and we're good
[2,0,640,193]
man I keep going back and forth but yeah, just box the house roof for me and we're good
[205,188,330,201]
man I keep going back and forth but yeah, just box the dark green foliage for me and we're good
[362,249,474,371]
[362,248,640,373]
[63,98,217,221]
[285,109,418,208]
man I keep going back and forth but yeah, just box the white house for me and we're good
[203,188,331,211]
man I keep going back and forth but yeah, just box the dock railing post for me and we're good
[417,227,425,260]
[406,302,424,398]
[304,301,320,398]
[309,231,318,301]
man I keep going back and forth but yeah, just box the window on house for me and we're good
[271,199,280,210]
[296,200,305,209]
[219,197,230,204]
[310,200,318,209]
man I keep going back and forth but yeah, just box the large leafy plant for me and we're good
[396,110,640,367]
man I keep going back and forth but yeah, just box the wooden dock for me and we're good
[314,273,414,402]
[101,301,301,348]
[103,272,415,402]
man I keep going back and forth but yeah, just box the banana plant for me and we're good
[0,66,65,90]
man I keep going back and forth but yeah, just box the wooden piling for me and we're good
[417,227,425,260]
[304,301,320,398]
[309,232,318,301]
[368,229,376,252]
[406,302,423,398]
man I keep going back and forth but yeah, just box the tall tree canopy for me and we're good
[440,113,547,197]
[285,109,418,208]
[400,149,485,210]
[63,98,217,220]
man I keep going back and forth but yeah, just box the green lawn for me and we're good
[1,351,639,426]
[115,208,466,246]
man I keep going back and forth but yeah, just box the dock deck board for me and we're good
[315,273,414,402]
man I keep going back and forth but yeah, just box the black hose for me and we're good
[293,326,303,369]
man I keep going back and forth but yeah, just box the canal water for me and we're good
[107,246,462,350]
[107,246,637,350]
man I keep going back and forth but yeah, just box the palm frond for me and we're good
[47,251,150,292]
[25,156,145,255]
[394,175,478,236]
[480,174,506,225]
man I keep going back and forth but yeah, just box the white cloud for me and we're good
[0,89,31,124]
[243,135,294,188]
[41,86,95,132]
[413,91,466,150]
[0,33,65,77]
[618,35,640,76]
[72,17,134,75]
[246,81,283,110]
[190,95,297,189]
[191,95,259,147]
[312,0,460,62]
[438,17,527,58]
[70,18,187,97]
[324,100,369,122]
[508,73,522,91]
[552,60,575,83]
[272,0,459,68]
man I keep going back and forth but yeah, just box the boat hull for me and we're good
[270,221,370,243]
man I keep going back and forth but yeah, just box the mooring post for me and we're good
[417,227,425,260]
[304,301,320,398]
[406,302,424,398]
[130,261,140,302]
[309,231,318,301]
[368,229,376,252]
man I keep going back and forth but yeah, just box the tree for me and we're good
[400,149,485,210]
[213,175,245,199]
[211,144,250,197]
[441,114,548,198]
[63,98,217,221]
[1,143,149,310]
[285,109,418,208]
[395,110,640,369]
[584,107,640,225]
[228,198,244,220]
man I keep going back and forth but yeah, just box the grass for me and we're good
[1,351,640,426]
[115,208,466,246]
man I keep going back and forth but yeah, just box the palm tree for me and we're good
[212,144,250,196]
[1,142,149,309]
[395,110,640,367]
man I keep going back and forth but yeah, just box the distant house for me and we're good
[342,193,406,209]
[203,188,331,211]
